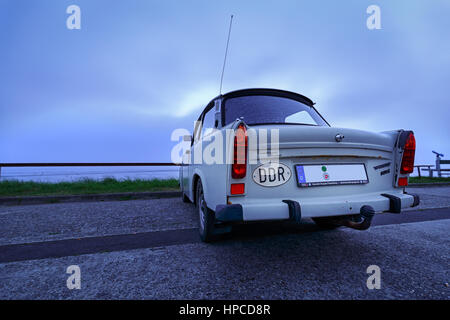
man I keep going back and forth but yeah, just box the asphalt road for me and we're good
[0,186,449,299]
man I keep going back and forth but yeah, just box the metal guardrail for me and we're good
[0,163,180,179]
[1,162,448,180]
[414,165,433,178]
[415,151,450,178]
[415,164,450,178]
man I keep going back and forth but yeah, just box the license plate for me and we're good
[295,164,368,187]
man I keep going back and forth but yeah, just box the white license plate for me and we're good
[295,164,368,187]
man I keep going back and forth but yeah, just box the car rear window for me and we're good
[223,95,328,126]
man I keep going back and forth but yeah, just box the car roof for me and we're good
[220,88,315,106]
[199,88,316,120]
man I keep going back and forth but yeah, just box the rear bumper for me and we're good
[215,191,419,222]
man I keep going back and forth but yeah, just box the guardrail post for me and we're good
[436,157,441,178]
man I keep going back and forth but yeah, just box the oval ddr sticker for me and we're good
[252,163,292,187]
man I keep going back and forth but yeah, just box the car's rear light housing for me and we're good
[232,124,247,179]
[400,132,416,174]
[230,183,245,195]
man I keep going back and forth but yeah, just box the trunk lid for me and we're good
[248,125,397,160]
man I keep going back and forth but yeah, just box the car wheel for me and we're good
[312,217,340,230]
[196,180,215,242]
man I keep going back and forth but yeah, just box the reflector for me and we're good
[398,177,408,187]
[231,183,245,195]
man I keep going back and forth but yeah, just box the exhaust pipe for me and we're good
[335,205,375,231]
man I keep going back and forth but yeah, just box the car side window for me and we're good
[201,107,216,138]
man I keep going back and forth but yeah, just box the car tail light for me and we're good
[232,124,247,179]
[231,183,245,195]
[398,177,408,187]
[400,133,416,174]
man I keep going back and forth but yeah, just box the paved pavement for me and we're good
[0,186,449,299]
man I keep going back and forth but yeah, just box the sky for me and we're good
[0,0,449,166]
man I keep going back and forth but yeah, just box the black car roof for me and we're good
[198,88,316,121]
[196,88,327,129]
[220,88,315,107]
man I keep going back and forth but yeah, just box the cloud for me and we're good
[0,0,449,166]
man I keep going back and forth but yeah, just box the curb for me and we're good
[408,182,450,187]
[0,191,181,206]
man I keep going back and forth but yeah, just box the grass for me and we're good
[0,178,180,197]
[1,176,448,197]
[409,176,450,184]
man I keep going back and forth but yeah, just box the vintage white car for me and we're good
[179,88,419,242]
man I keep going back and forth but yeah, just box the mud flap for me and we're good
[215,204,243,222]
[213,204,242,236]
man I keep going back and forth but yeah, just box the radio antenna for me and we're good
[219,14,234,95]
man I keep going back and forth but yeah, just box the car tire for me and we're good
[196,180,215,242]
[312,217,340,230]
